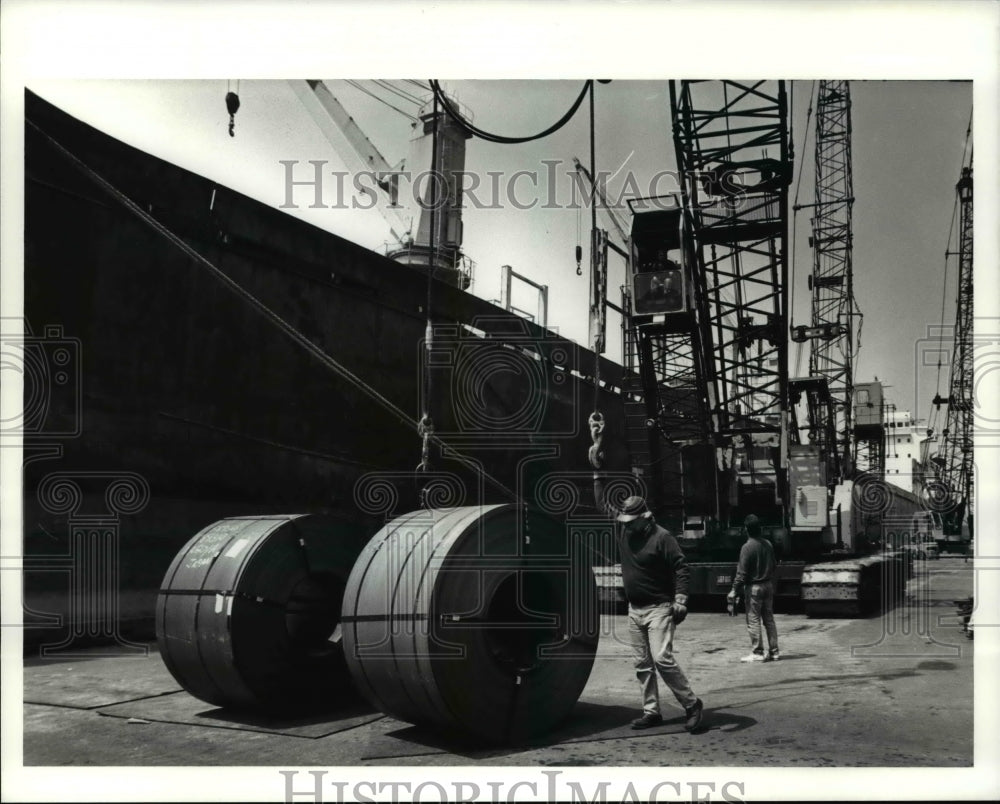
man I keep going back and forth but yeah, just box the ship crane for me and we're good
[290,79,473,289]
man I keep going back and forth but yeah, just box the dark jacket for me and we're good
[732,536,776,588]
[595,476,690,606]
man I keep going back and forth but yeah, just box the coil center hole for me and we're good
[285,572,344,653]
[484,571,559,674]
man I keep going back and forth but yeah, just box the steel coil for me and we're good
[156,514,369,710]
[342,504,600,745]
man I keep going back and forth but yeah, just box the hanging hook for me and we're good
[225,90,240,137]
[588,412,605,469]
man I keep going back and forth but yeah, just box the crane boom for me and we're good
[934,166,974,538]
[671,81,790,445]
[290,79,413,246]
[619,80,791,524]
[807,80,857,481]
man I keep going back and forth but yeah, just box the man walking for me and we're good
[593,468,704,732]
[728,514,780,662]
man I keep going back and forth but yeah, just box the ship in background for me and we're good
[20,87,631,651]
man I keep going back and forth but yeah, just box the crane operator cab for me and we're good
[628,200,693,330]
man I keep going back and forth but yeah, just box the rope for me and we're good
[27,118,520,505]
[429,80,592,144]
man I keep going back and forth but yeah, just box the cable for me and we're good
[373,80,422,104]
[344,79,419,122]
[429,79,592,144]
[792,82,815,210]
[934,196,959,400]
[418,91,441,488]
[372,79,423,106]
[345,79,419,121]
[961,108,973,170]
[589,81,602,414]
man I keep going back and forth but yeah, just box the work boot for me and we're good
[630,712,663,730]
[768,650,780,661]
[684,698,704,733]
[740,653,766,662]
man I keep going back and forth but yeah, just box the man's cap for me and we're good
[617,495,648,523]
[743,514,762,537]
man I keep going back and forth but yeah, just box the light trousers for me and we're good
[745,580,779,656]
[628,602,698,714]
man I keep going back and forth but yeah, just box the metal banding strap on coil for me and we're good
[342,504,600,745]
[156,514,369,711]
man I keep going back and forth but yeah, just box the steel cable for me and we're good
[429,80,592,144]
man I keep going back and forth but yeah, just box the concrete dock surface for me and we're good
[8,558,999,802]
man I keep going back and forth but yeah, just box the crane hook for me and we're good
[225,91,240,138]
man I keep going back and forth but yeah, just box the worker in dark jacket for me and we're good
[728,514,780,662]
[593,470,704,732]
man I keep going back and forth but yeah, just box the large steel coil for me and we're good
[342,504,600,745]
[157,514,369,711]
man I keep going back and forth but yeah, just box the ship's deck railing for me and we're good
[456,320,627,399]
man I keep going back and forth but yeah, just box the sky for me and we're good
[22,77,976,425]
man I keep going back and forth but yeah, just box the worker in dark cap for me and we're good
[590,416,703,732]
[728,514,780,662]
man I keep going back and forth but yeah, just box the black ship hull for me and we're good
[20,91,629,649]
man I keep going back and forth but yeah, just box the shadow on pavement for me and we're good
[193,698,380,731]
[96,691,383,739]
[696,707,757,735]
[364,701,757,759]
[373,701,644,759]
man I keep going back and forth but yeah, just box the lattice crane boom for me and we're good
[671,81,790,442]
[934,165,974,536]
[619,80,791,523]
[806,80,857,479]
